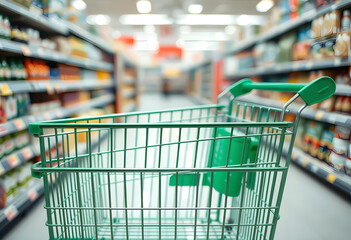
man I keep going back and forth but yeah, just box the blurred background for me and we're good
[0,0,350,239]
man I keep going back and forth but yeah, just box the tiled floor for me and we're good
[2,93,351,240]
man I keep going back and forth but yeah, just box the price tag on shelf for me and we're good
[4,205,18,221]
[22,147,33,160]
[301,159,308,167]
[44,113,51,120]
[21,45,31,56]
[46,83,54,95]
[54,84,62,93]
[315,111,324,121]
[14,119,26,130]
[0,162,5,175]
[8,155,20,168]
[28,188,38,201]
[326,174,336,184]
[0,84,12,96]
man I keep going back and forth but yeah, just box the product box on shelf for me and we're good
[9,0,31,9]
[60,91,90,107]
[253,42,279,67]
[299,0,316,16]
[322,10,341,37]
[311,36,336,59]
[318,125,335,163]
[57,64,80,80]
[293,42,311,60]
[330,126,350,171]
[277,32,297,62]
[334,31,351,57]
[42,0,67,18]
[316,0,337,8]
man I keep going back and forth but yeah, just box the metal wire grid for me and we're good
[34,103,294,240]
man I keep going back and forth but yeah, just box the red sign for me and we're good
[156,45,182,59]
[116,36,135,46]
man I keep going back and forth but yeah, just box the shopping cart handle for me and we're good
[227,76,335,105]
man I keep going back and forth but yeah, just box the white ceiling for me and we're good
[84,0,270,28]
[82,0,275,53]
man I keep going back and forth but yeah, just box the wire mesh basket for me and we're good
[30,77,335,240]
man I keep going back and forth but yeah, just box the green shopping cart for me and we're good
[29,77,335,240]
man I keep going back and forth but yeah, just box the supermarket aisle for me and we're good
[3,93,351,240]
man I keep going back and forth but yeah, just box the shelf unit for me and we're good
[222,1,351,195]
[287,147,351,196]
[139,66,162,92]
[0,146,35,176]
[225,58,351,80]
[0,39,114,71]
[0,94,114,138]
[184,0,351,195]
[0,179,44,231]
[116,55,139,113]
[0,0,67,35]
[0,1,118,233]
[222,0,351,57]
[187,61,213,103]
[0,80,114,95]
[0,0,113,54]
[64,21,114,54]
[0,131,109,233]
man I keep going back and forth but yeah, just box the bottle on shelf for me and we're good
[342,10,351,31]
[1,59,11,81]
[10,59,17,81]
[3,16,10,39]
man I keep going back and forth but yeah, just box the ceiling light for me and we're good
[119,14,173,25]
[71,0,86,11]
[177,14,235,25]
[86,14,111,25]
[137,0,152,14]
[178,14,266,26]
[256,0,274,13]
[188,4,203,14]
[237,15,250,26]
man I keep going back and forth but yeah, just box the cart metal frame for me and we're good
[30,77,335,240]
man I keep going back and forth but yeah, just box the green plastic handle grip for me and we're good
[228,76,336,105]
